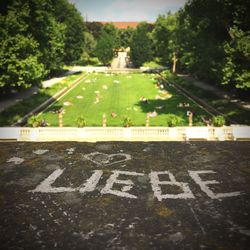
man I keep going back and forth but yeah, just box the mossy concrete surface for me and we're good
[0,141,249,249]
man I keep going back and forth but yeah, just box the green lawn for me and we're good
[38,73,211,126]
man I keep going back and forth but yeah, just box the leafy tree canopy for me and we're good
[95,24,120,65]
[53,0,86,65]
[118,27,134,48]
[0,0,87,94]
[151,0,250,89]
[130,22,153,67]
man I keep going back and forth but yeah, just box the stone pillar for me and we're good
[188,112,193,127]
[58,109,64,128]
[145,114,150,127]
[102,113,107,127]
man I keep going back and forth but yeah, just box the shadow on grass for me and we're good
[0,92,54,126]
[175,76,250,125]
[135,99,208,125]
[0,72,83,126]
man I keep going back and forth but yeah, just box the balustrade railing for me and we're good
[0,126,249,142]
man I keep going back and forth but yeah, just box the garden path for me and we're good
[111,51,128,69]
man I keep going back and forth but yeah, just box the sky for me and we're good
[69,0,187,22]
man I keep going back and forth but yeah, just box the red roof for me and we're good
[101,21,139,29]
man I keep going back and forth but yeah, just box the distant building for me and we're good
[100,21,140,29]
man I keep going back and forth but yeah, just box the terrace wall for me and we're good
[0,126,249,142]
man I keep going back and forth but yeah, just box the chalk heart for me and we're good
[84,152,131,166]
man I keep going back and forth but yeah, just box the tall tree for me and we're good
[24,0,66,75]
[95,24,119,65]
[102,23,120,49]
[0,0,88,94]
[222,26,250,89]
[95,32,114,65]
[130,22,152,67]
[151,0,250,89]
[118,27,134,48]
[178,0,227,82]
[152,13,181,72]
[84,31,97,57]
[220,0,250,89]
[53,0,86,65]
[0,1,45,94]
[86,22,103,40]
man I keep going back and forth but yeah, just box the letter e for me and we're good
[188,170,243,199]
[149,171,195,201]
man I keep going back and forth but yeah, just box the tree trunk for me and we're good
[172,53,178,73]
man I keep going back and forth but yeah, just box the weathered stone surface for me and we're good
[0,141,249,250]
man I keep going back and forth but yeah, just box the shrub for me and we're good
[11,115,22,124]
[123,117,133,127]
[130,22,153,67]
[143,61,162,68]
[95,31,116,65]
[196,121,205,126]
[161,70,172,79]
[27,115,42,127]
[212,115,226,127]
[165,114,183,127]
[76,115,86,127]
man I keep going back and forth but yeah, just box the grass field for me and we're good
[38,73,211,127]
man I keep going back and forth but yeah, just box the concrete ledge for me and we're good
[0,126,249,142]
[71,66,109,73]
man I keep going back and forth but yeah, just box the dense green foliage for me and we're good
[54,0,86,65]
[130,22,153,67]
[152,13,180,68]
[119,27,134,48]
[78,31,97,65]
[0,33,44,92]
[92,23,137,65]
[86,22,103,40]
[0,1,46,93]
[27,115,43,128]
[0,0,85,94]
[75,115,86,127]
[95,24,120,65]
[165,114,183,127]
[123,117,133,127]
[222,26,250,88]
[151,0,250,89]
[212,115,226,127]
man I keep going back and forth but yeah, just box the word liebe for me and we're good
[30,169,243,201]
